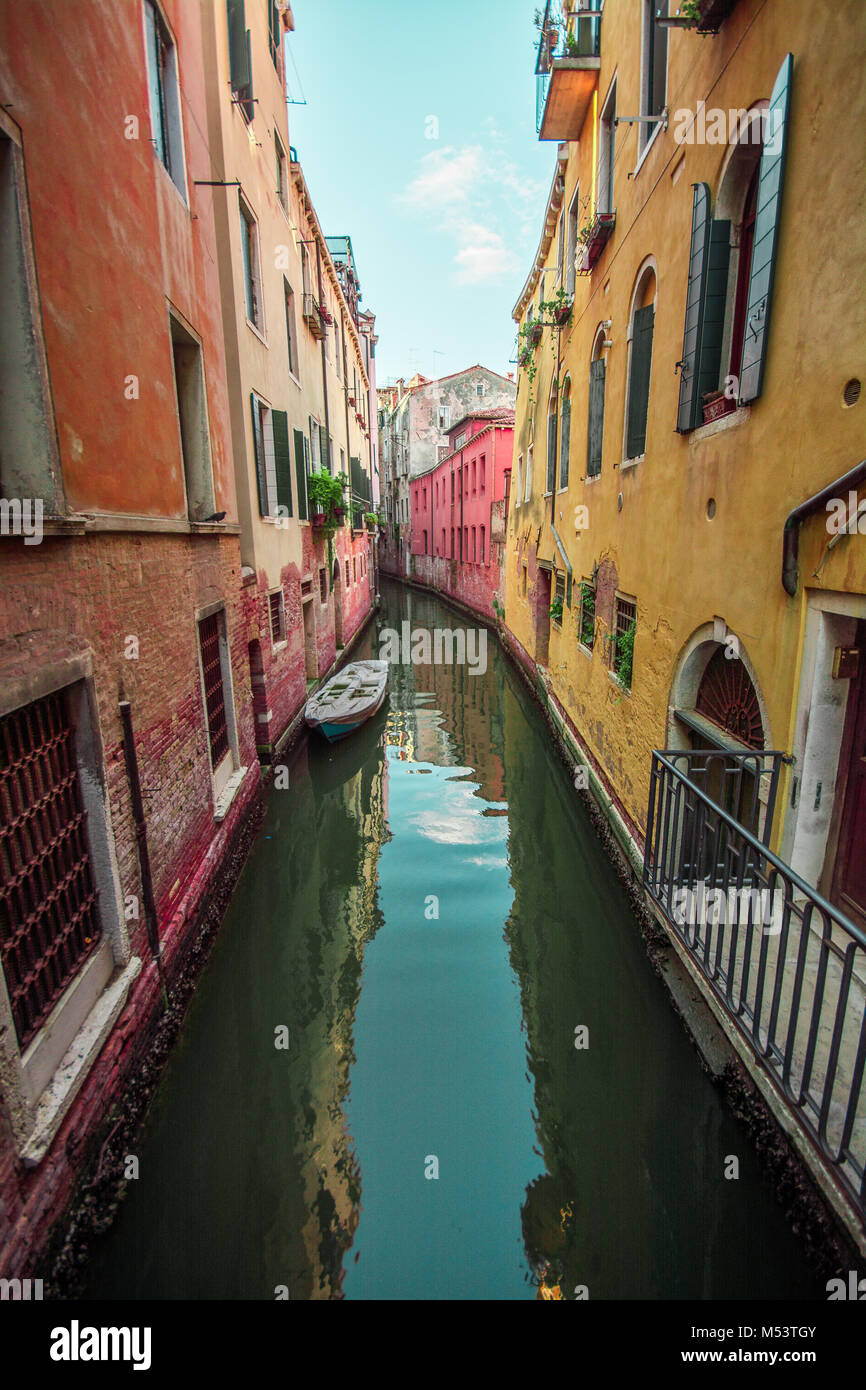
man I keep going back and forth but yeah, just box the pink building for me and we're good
[408,409,514,621]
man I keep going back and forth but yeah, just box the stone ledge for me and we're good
[213,767,248,823]
[21,957,143,1168]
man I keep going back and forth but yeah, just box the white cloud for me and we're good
[453,224,519,286]
[396,137,537,286]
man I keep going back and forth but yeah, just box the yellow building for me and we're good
[505,0,866,1240]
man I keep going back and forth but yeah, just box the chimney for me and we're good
[507,372,514,381]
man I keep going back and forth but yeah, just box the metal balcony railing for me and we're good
[644,748,866,1219]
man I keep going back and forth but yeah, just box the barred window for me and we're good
[0,691,101,1050]
[611,596,637,688]
[198,613,230,770]
[579,579,596,650]
[268,589,285,645]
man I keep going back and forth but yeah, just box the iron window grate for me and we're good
[0,691,101,1050]
[199,614,229,768]
[269,590,283,644]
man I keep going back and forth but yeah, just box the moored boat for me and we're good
[304,660,389,743]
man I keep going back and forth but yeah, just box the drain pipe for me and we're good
[782,459,866,596]
[119,701,169,1008]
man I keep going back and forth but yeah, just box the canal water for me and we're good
[87,579,822,1300]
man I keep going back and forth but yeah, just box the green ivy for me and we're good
[614,621,636,689]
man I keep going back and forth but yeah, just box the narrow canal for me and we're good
[87,579,821,1300]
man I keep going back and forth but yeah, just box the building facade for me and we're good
[408,410,515,622]
[379,366,516,576]
[0,0,261,1277]
[505,0,866,1237]
[203,2,377,761]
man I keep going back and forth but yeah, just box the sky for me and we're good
[284,0,555,387]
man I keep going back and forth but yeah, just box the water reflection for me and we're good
[85,578,822,1301]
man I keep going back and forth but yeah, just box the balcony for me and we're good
[644,748,866,1222]
[302,293,325,340]
[535,3,602,141]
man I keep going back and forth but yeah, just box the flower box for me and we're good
[576,213,616,274]
[553,300,573,327]
[311,510,327,527]
[527,322,543,348]
[701,391,736,424]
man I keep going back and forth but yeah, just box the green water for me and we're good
[86,579,822,1300]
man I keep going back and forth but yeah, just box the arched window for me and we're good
[696,648,764,750]
[587,326,608,477]
[559,377,571,490]
[624,262,656,461]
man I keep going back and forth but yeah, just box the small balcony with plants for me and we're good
[307,470,347,535]
[534,1,602,141]
[302,293,326,340]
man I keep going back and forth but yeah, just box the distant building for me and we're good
[378,366,515,575]
[409,410,515,622]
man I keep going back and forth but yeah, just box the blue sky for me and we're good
[285,0,555,386]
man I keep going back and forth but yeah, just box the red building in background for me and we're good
[0,0,259,1278]
[408,410,514,622]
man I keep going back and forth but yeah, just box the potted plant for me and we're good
[549,594,564,624]
[364,511,379,532]
[527,321,543,348]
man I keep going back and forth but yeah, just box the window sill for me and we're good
[578,642,594,659]
[608,670,632,696]
[688,404,751,442]
[620,455,643,472]
[20,955,143,1167]
[214,766,248,823]
[272,638,288,653]
[246,317,267,346]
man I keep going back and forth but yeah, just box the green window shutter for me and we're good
[677,185,731,431]
[546,411,557,493]
[293,427,307,521]
[738,53,793,404]
[559,393,571,489]
[226,0,251,94]
[272,410,292,517]
[250,394,268,515]
[587,358,606,476]
[676,183,711,432]
[696,217,730,404]
[319,422,330,473]
[626,304,654,458]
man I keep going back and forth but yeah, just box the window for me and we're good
[239,195,263,330]
[226,0,254,122]
[480,526,485,564]
[611,597,637,689]
[267,0,281,70]
[471,460,476,494]
[309,417,320,470]
[293,427,308,520]
[471,527,476,562]
[515,454,522,507]
[198,609,235,795]
[0,690,103,1052]
[598,81,616,214]
[319,567,328,604]
[640,1,667,156]
[587,330,607,477]
[476,382,485,398]
[250,395,292,518]
[284,278,297,378]
[438,405,450,430]
[0,127,63,510]
[480,455,486,493]
[578,578,596,650]
[144,1,186,197]
[553,573,565,626]
[559,378,571,490]
[522,564,528,597]
[556,210,565,285]
[423,529,428,554]
[268,588,286,645]
[170,314,216,522]
[546,384,557,493]
[275,130,288,210]
[524,446,533,502]
[625,267,656,460]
